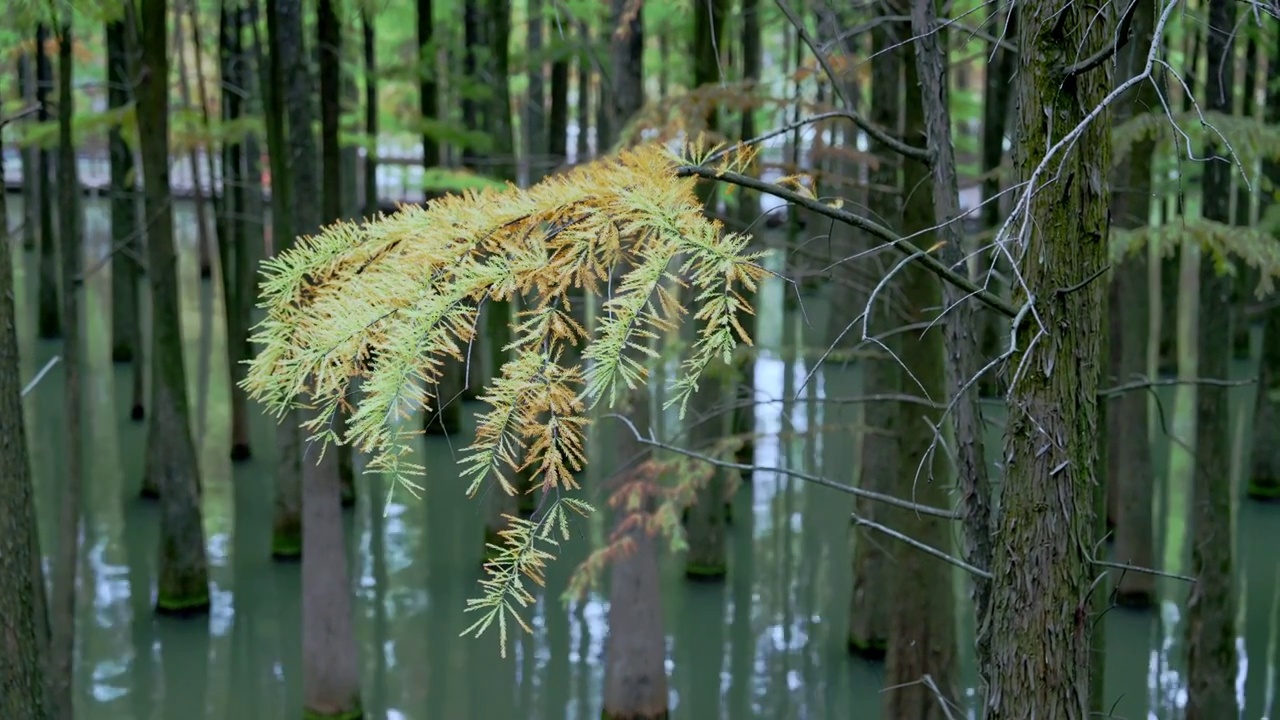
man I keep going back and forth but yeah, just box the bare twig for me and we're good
[606,412,960,519]
[852,511,993,579]
[0,104,41,128]
[1092,559,1195,583]
[1098,375,1254,397]
[22,356,62,397]
[674,164,1020,317]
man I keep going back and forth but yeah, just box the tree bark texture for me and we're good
[985,0,1114,713]
[137,0,212,616]
[1184,0,1238,714]
[0,104,52,720]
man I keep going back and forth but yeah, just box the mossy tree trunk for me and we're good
[50,20,85,720]
[108,20,142,370]
[683,0,728,582]
[1184,0,1238,714]
[985,0,1113,712]
[0,125,51,717]
[262,0,302,558]
[36,24,60,341]
[1105,0,1158,607]
[1247,24,1280,500]
[842,17,899,660]
[136,0,212,616]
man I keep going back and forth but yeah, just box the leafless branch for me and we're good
[22,356,61,397]
[852,512,993,579]
[1098,375,1254,397]
[1092,559,1195,583]
[0,104,41,128]
[605,412,960,519]
[674,164,1020,318]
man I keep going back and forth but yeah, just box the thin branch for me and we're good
[22,356,62,397]
[0,104,41,128]
[606,413,960,519]
[1098,375,1254,397]
[852,512,993,579]
[1092,559,1195,583]
[1057,0,1140,80]
[674,164,1020,318]
[774,0,930,163]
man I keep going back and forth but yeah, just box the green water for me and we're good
[7,196,1280,718]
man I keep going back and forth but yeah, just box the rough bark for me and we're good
[0,134,51,718]
[602,398,669,720]
[1246,23,1280,500]
[1105,0,1158,607]
[842,19,899,660]
[985,0,1114,713]
[264,0,303,559]
[36,24,60,341]
[1184,0,1238,714]
[136,0,212,615]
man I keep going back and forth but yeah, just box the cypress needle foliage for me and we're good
[241,142,766,654]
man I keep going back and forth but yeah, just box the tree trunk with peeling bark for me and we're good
[984,0,1114,712]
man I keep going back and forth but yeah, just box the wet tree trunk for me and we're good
[0,124,50,717]
[602,398,669,720]
[36,24,60,340]
[363,10,378,217]
[136,0,212,615]
[1184,0,1238,714]
[262,0,303,558]
[1105,0,1158,607]
[684,0,727,581]
[1248,21,1280,500]
[316,0,355,505]
[842,18,899,660]
[108,20,142,369]
[985,0,1113,712]
[50,21,84,720]
[219,1,254,463]
[879,20,959,717]
[122,0,147,422]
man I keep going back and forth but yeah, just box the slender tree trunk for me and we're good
[575,21,591,161]
[731,0,760,471]
[135,0,213,615]
[419,0,439,167]
[363,10,378,217]
[1247,18,1280,500]
[175,1,215,281]
[602,398,669,720]
[17,52,38,252]
[1184,0,1238,714]
[261,0,303,559]
[525,0,545,181]
[36,24,60,340]
[842,17,898,660]
[985,0,1114,712]
[108,21,142,370]
[1229,37,1259,357]
[0,104,51,718]
[548,35,568,165]
[1106,0,1158,607]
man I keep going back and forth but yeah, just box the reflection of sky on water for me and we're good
[9,197,1280,719]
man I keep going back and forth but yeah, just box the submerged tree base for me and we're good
[684,563,727,581]
[847,634,888,660]
[155,592,211,617]
[131,403,145,421]
[1246,477,1280,500]
[602,709,669,720]
[230,443,252,462]
[303,709,362,720]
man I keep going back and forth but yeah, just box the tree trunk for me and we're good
[1229,37,1259,357]
[525,0,545,181]
[842,17,898,660]
[262,0,303,559]
[732,0,761,472]
[108,20,142,368]
[49,22,85,720]
[575,21,591,161]
[363,10,378,217]
[1246,23,1280,500]
[219,1,254,463]
[985,0,1114,712]
[418,0,439,168]
[17,51,38,252]
[602,398,669,720]
[0,113,51,717]
[136,0,213,616]
[36,24,60,340]
[1105,0,1158,607]
[548,35,568,165]
[301,408,363,718]
[1184,0,1238,714]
